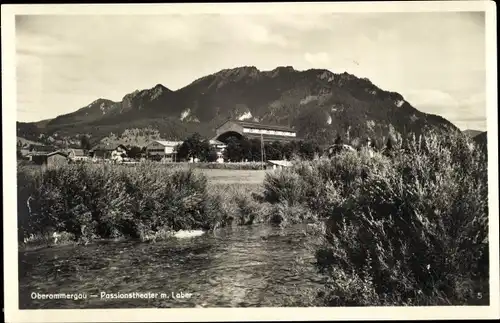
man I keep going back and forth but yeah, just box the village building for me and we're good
[90,143,128,160]
[145,140,183,162]
[212,120,298,144]
[25,144,57,160]
[31,151,69,167]
[67,148,89,162]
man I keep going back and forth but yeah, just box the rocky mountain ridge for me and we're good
[18,65,459,147]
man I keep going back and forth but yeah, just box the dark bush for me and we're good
[17,162,233,244]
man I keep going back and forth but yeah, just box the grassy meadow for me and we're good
[17,130,489,306]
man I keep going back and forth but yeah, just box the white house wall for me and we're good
[164,147,176,154]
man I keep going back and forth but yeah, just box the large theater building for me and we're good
[213,120,298,143]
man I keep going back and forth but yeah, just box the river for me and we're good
[19,223,327,308]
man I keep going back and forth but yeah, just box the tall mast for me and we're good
[261,133,265,169]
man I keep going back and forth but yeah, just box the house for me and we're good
[67,149,89,162]
[213,120,298,144]
[145,140,183,162]
[267,160,293,170]
[26,144,56,160]
[31,151,69,167]
[90,143,128,159]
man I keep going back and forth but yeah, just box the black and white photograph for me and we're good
[2,1,499,322]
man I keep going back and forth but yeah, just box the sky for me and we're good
[16,11,487,130]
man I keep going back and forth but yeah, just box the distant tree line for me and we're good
[71,131,399,163]
[126,133,397,163]
[153,133,326,163]
[222,136,322,162]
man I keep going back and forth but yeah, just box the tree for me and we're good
[286,141,303,160]
[224,136,242,162]
[386,137,393,150]
[334,134,343,146]
[205,146,218,162]
[283,142,297,160]
[298,140,317,160]
[177,133,207,161]
[265,141,284,160]
[249,139,263,162]
[80,135,92,151]
[127,146,143,159]
[176,141,189,161]
[198,139,217,162]
[176,133,219,162]
[371,138,381,151]
[383,137,394,158]
[239,137,253,161]
[328,134,344,156]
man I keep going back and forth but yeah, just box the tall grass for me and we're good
[263,131,489,305]
[17,162,233,244]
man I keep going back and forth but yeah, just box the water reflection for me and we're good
[19,224,325,308]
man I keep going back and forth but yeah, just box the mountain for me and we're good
[17,66,459,147]
[473,131,487,152]
[463,130,487,154]
[463,129,483,138]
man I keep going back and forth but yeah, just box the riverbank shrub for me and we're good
[208,183,270,226]
[264,130,489,305]
[319,132,488,305]
[263,170,306,206]
[17,163,233,244]
[234,196,264,225]
[268,202,317,226]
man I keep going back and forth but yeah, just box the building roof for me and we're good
[267,160,293,167]
[47,151,69,158]
[29,144,56,152]
[212,133,301,143]
[218,119,295,133]
[91,143,128,151]
[153,140,184,147]
[69,148,86,156]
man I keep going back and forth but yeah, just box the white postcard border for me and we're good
[2,1,498,322]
